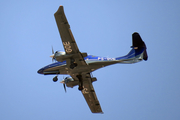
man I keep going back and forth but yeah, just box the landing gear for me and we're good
[53,76,58,82]
[78,86,83,91]
[70,59,77,69]
[77,75,83,91]
[70,63,77,69]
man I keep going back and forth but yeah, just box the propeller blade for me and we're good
[63,84,66,92]
[51,46,55,62]
[52,46,54,54]
[61,77,66,92]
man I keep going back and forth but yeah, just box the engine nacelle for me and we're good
[50,51,66,62]
[60,76,97,88]
[54,51,88,62]
[54,51,66,61]
[61,77,79,88]
[51,50,88,62]
[54,51,74,62]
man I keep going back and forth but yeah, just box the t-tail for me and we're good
[116,32,148,63]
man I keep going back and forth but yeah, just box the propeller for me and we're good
[50,46,55,62]
[63,83,66,92]
[60,76,67,93]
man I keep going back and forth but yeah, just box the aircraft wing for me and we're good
[54,6,80,55]
[54,6,87,66]
[81,74,103,113]
[54,6,102,113]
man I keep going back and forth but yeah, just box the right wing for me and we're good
[54,6,87,67]
[81,74,103,113]
[54,6,80,55]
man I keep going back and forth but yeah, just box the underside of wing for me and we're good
[81,74,103,113]
[54,6,79,55]
[54,6,88,68]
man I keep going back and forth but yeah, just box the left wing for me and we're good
[81,74,103,113]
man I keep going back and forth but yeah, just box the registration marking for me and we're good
[63,42,72,53]
[82,88,89,94]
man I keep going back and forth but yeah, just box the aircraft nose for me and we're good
[37,68,43,74]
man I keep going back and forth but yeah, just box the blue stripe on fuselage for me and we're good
[37,48,144,74]
[116,48,144,60]
[37,61,66,74]
[85,55,116,61]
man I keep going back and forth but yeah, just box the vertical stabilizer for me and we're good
[132,32,148,61]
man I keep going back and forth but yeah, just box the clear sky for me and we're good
[0,0,180,120]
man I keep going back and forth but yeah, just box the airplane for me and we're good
[37,5,148,113]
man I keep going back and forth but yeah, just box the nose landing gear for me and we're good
[70,58,77,69]
[70,63,77,69]
[53,76,58,82]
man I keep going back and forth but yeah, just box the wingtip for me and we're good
[58,5,63,9]
[55,5,64,15]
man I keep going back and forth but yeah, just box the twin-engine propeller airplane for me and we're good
[37,5,148,113]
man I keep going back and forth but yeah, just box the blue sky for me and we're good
[0,0,180,120]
